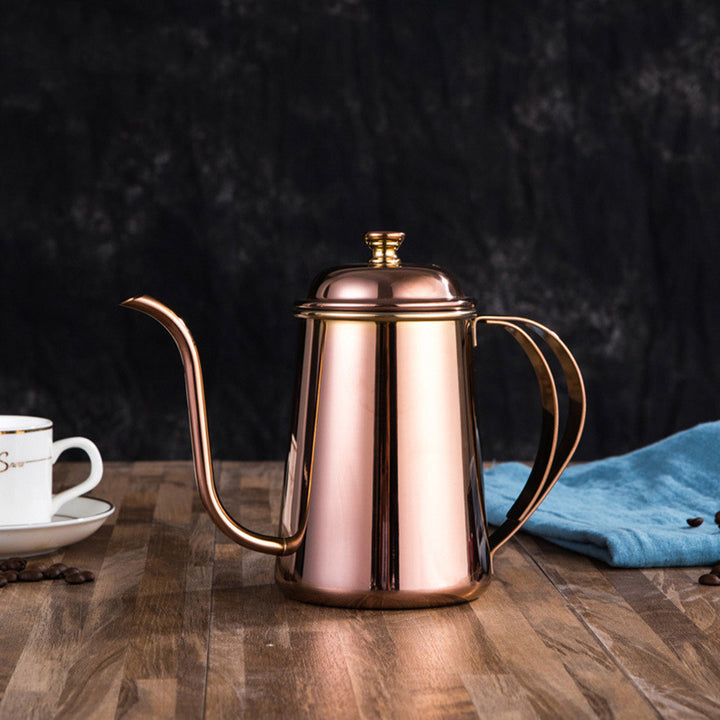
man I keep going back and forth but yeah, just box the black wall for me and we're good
[2,1,718,462]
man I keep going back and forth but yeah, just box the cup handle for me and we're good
[49,437,104,515]
[473,316,586,560]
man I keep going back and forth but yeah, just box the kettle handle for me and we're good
[473,316,586,558]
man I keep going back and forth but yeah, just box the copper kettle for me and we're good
[122,231,586,608]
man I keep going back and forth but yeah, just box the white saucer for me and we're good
[0,497,115,557]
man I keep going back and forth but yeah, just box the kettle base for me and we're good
[275,572,491,609]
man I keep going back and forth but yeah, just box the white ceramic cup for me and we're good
[0,416,103,526]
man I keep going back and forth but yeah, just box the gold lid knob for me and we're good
[365,231,405,267]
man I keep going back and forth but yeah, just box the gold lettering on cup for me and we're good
[0,451,50,473]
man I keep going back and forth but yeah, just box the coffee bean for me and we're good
[18,569,44,582]
[0,556,97,587]
[699,573,720,586]
[715,511,720,526]
[43,567,64,580]
[63,569,96,585]
[711,564,720,576]
[64,572,86,585]
[0,558,22,570]
[687,517,704,527]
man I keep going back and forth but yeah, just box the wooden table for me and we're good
[0,461,719,719]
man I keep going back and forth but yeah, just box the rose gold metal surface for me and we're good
[298,230,474,315]
[306,266,467,302]
[295,305,476,320]
[276,317,491,606]
[120,295,307,556]
[273,571,492,609]
[121,232,586,609]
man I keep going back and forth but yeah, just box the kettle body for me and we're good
[276,315,487,607]
[122,231,585,608]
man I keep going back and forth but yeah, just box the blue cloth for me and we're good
[484,421,720,567]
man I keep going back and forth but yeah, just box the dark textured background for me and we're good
[1,1,718,462]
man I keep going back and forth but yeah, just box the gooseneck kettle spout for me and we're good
[121,295,304,556]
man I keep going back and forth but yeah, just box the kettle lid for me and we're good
[295,232,476,319]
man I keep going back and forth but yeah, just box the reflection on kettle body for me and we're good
[122,231,586,608]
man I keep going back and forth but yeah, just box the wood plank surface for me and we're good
[0,461,718,719]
